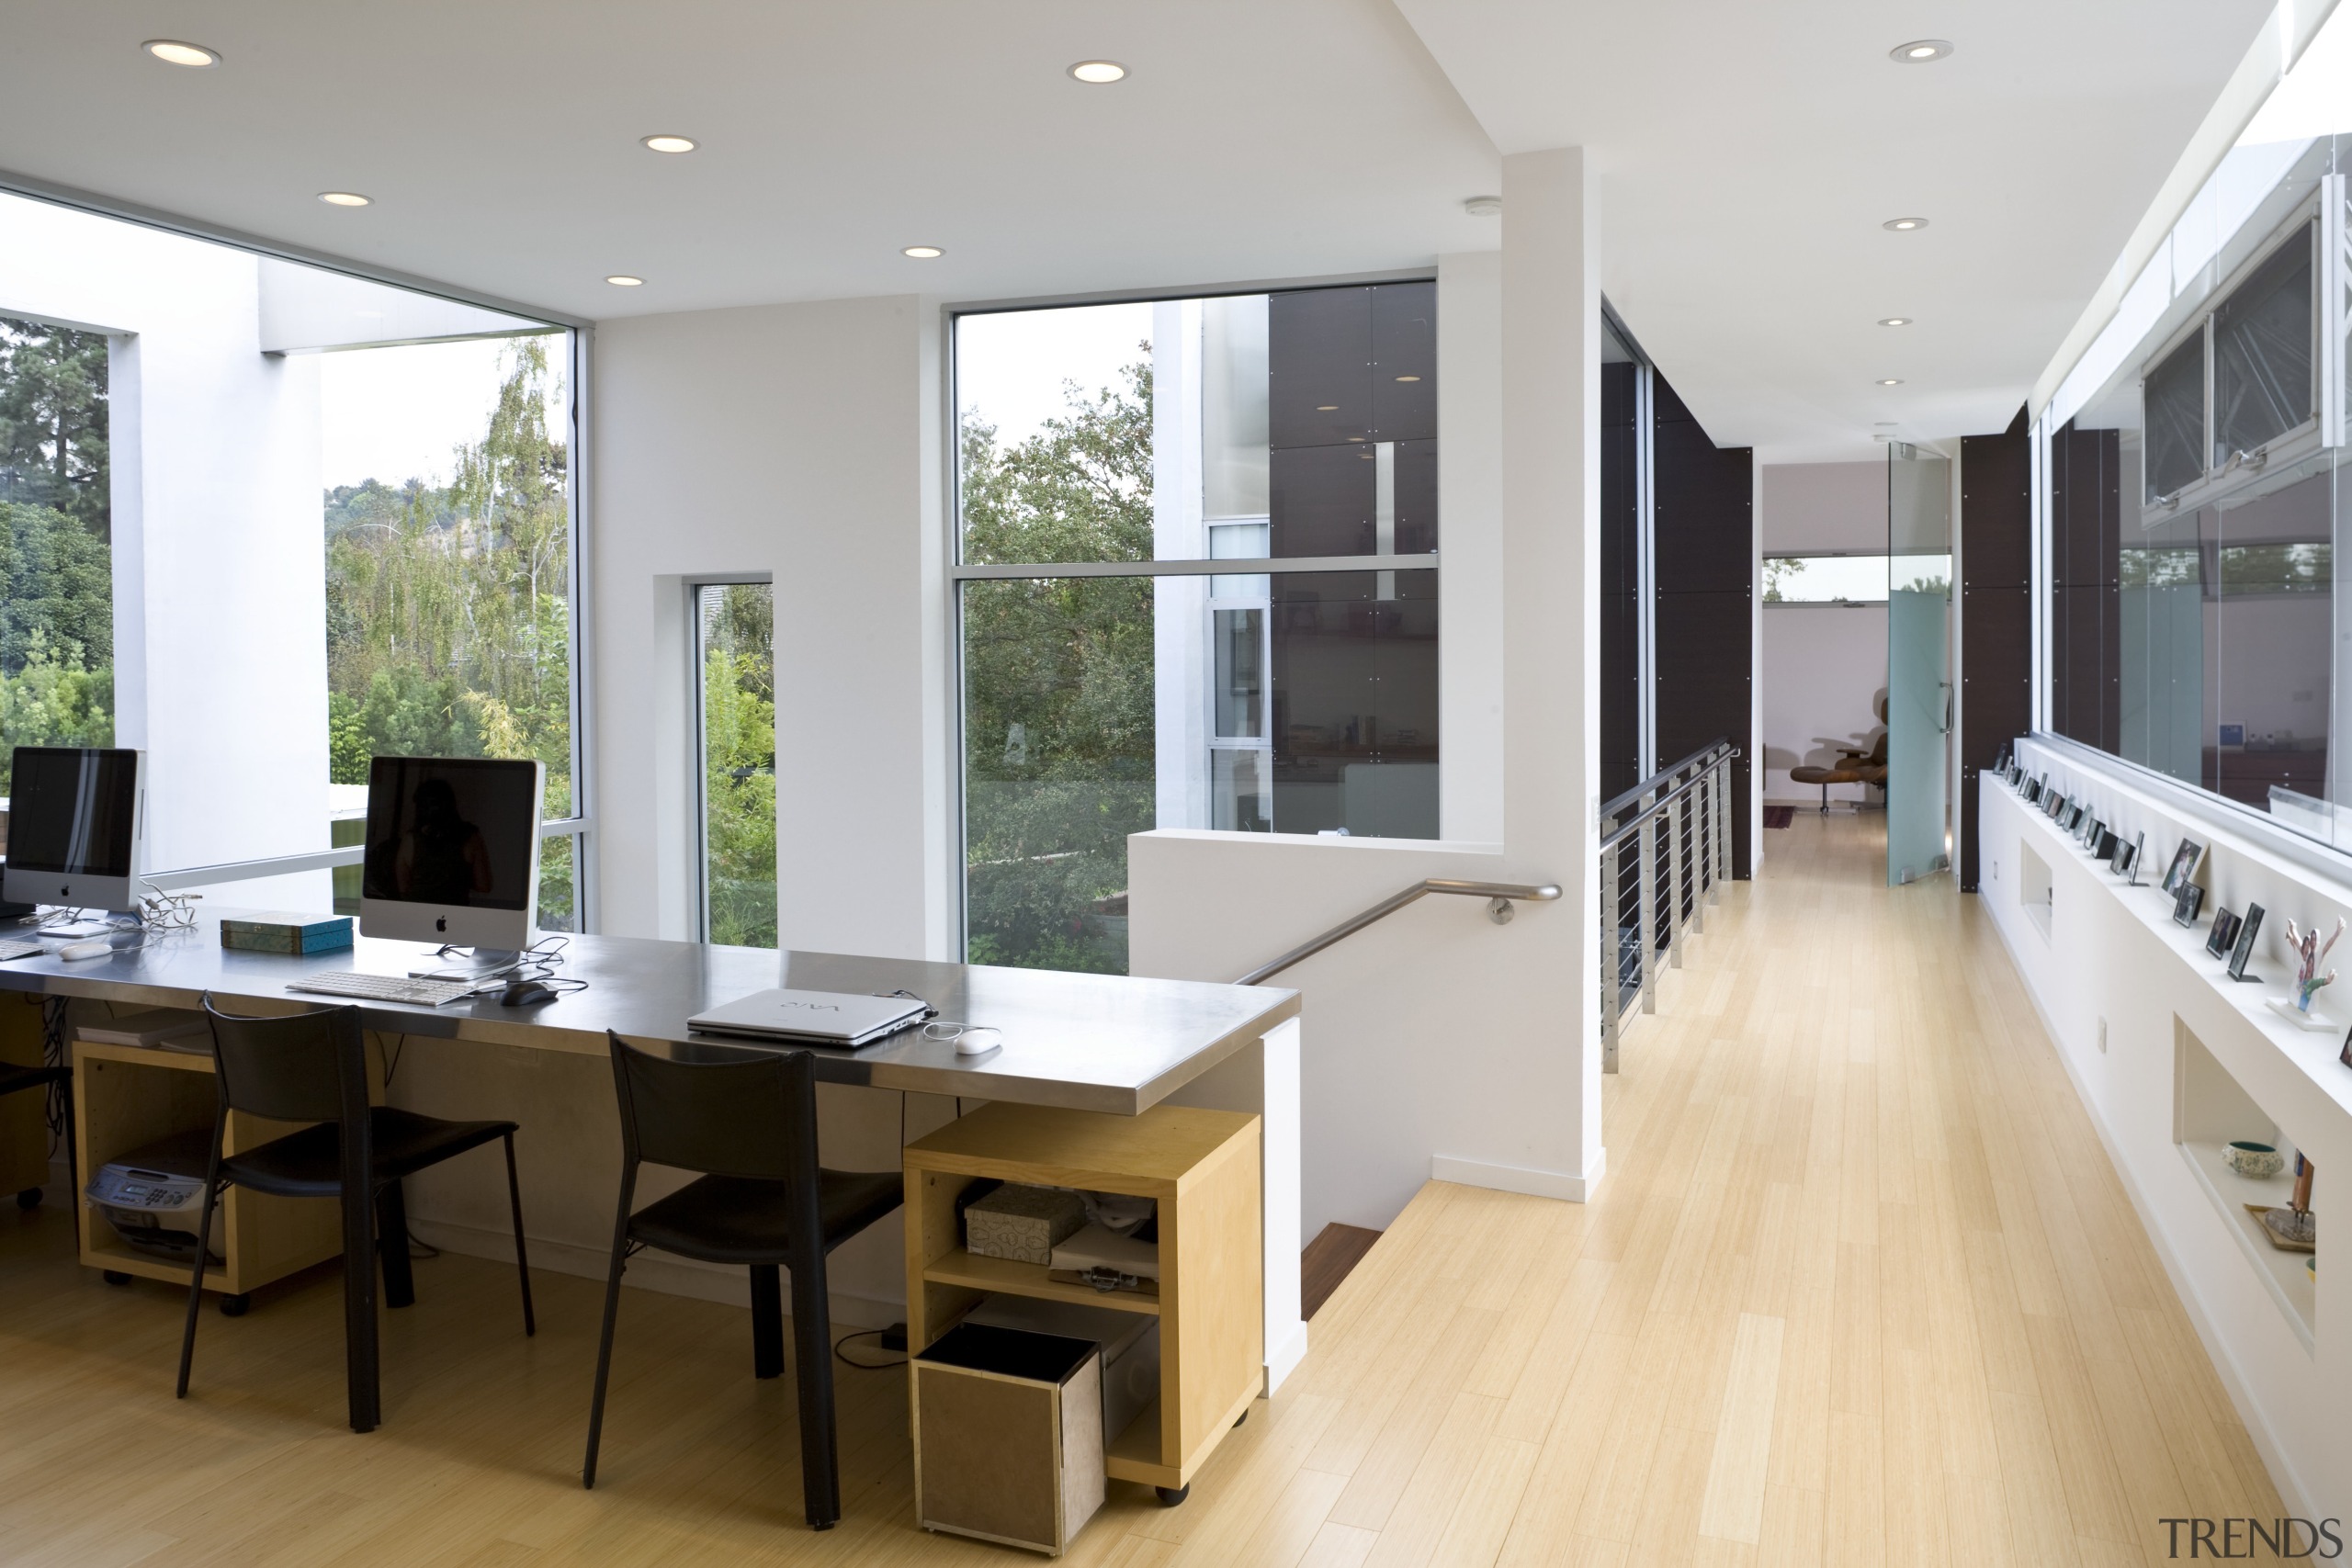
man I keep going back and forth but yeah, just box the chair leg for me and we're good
[786,1249,841,1529]
[503,1134,535,1337]
[582,1178,636,1490]
[750,1264,785,1380]
[175,1178,221,1399]
[1818,781,1830,815]
[345,1186,381,1433]
[377,1179,416,1310]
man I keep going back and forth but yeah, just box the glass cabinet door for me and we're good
[1887,443,1952,886]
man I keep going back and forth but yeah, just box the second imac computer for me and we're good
[360,756,544,972]
[4,747,146,914]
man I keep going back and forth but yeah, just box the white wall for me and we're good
[1759,460,1887,804]
[0,194,330,899]
[588,295,950,958]
[1983,747,2352,1519]
[1129,152,1604,1236]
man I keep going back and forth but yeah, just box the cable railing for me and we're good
[1600,740,1736,1071]
[1235,878,1563,987]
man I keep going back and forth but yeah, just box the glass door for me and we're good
[1887,443,1952,885]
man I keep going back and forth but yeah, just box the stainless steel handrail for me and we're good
[1599,739,1730,821]
[1237,879,1563,987]
[1599,747,1735,851]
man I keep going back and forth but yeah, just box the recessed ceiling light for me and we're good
[1316,405,1340,412]
[903,245,944,259]
[1879,317,1913,327]
[1883,217,1929,231]
[1463,196,1502,218]
[605,275,645,287]
[1069,61,1126,84]
[640,134,696,153]
[1891,39,1953,63]
[143,39,220,68]
[317,191,371,208]
[1877,378,1905,386]
[1394,375,1421,383]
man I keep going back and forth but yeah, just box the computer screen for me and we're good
[360,757,538,912]
[8,748,141,876]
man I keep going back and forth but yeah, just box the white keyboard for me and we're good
[285,972,481,1008]
[0,940,41,961]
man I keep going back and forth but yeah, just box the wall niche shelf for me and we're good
[2174,1020,2314,1350]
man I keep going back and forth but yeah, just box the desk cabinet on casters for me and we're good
[903,1101,1263,1514]
[73,1038,346,1312]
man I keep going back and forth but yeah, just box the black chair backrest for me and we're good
[201,996,367,1126]
[607,1032,817,1181]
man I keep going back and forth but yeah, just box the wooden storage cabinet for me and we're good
[73,1040,345,1296]
[903,1101,1262,1496]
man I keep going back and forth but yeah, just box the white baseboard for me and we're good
[1431,1150,1604,1203]
[406,1217,904,1332]
[1264,1318,1309,1394]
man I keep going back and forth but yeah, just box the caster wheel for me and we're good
[16,1186,40,1210]
[1155,1485,1190,1506]
[219,1293,252,1318]
[102,1269,132,1286]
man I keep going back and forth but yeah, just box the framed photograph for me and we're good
[2206,907,2241,959]
[2340,1020,2352,1071]
[1992,742,2010,776]
[2161,838,2206,897]
[2093,826,2118,859]
[2123,831,2144,884]
[2080,814,2100,845]
[2229,903,2265,981]
[2047,793,2067,820]
[2025,777,2044,804]
[2172,883,2205,928]
[2064,804,2086,832]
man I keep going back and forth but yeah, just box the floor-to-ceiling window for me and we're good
[954,282,1441,973]
[0,189,589,925]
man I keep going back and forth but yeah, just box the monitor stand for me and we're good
[408,948,525,981]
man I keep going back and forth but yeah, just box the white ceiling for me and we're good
[0,0,2283,460]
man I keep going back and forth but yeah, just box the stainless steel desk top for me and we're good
[0,914,1299,1116]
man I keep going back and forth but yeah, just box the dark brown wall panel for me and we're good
[1958,409,2032,892]
[1600,361,1640,802]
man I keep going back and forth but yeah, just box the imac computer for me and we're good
[359,756,543,971]
[4,747,146,913]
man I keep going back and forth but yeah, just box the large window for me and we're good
[956,282,1441,973]
[2041,118,2348,851]
[0,190,586,923]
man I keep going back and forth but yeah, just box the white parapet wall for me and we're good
[1129,827,1592,1243]
[1981,745,2352,1519]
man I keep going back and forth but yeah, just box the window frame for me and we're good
[943,276,1442,960]
[685,574,776,946]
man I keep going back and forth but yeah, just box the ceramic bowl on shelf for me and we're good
[2226,1140,2286,1179]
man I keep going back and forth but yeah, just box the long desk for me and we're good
[2,910,1309,1402]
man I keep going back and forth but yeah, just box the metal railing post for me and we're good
[1600,829,1622,1073]
[1690,770,1709,935]
[1715,754,1733,888]
[1665,792,1684,968]
[1637,792,1659,1014]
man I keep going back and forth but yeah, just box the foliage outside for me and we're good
[0,318,114,795]
[960,355,1155,973]
[699,584,777,948]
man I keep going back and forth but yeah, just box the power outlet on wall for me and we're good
[2097,1017,2109,1054]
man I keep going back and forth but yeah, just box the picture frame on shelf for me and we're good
[2081,815,2102,848]
[2207,907,2242,960]
[2093,826,2118,859]
[2229,904,2265,981]
[2118,831,2144,885]
[2172,883,2205,928]
[2160,838,2206,898]
[2340,1020,2352,1071]
[2064,804,2086,832]
[2025,776,2044,804]
[2047,793,2068,821]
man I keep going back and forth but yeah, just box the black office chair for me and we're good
[1,1059,74,1213]
[584,1032,903,1529]
[180,996,536,1432]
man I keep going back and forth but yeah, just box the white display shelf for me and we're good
[2178,1138,2315,1351]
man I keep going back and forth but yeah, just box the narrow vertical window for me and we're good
[695,581,776,946]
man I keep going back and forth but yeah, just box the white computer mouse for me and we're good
[954,1026,1001,1055]
[58,938,114,962]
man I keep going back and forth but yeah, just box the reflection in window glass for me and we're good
[2143,333,2206,500]
[1761,554,1888,603]
[2212,226,2314,462]
[695,582,776,947]
[1214,608,1264,739]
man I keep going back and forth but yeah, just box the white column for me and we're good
[1153,300,1208,830]
[1500,148,1606,1193]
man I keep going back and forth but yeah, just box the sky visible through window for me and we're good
[319,337,520,490]
[956,301,1152,452]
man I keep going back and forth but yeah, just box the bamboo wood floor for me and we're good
[0,813,2280,1565]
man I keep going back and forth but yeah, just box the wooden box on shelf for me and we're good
[73,1038,345,1300]
[903,1101,1262,1499]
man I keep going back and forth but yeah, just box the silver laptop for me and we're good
[687,987,928,1047]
